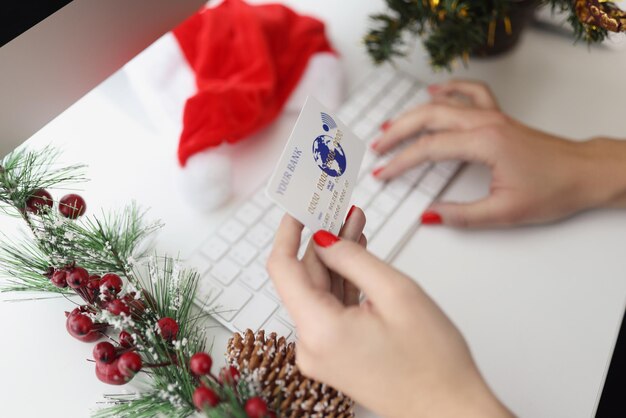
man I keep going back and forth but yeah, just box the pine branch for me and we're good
[93,393,194,418]
[0,146,86,210]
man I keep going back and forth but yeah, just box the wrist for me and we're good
[400,370,514,418]
[575,138,626,209]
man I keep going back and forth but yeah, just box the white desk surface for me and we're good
[2,1,626,417]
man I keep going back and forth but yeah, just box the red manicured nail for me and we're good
[427,84,441,95]
[313,230,340,248]
[372,166,385,178]
[370,140,380,150]
[381,120,392,131]
[346,205,356,221]
[421,210,442,225]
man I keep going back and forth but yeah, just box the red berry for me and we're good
[118,352,142,378]
[193,386,220,410]
[95,359,127,385]
[157,317,179,340]
[119,330,134,348]
[122,293,146,315]
[190,352,213,376]
[66,266,89,288]
[87,275,101,290]
[93,342,117,364]
[65,310,100,342]
[100,273,123,294]
[25,189,53,214]
[244,397,269,418]
[107,299,130,316]
[58,193,86,219]
[50,270,68,288]
[219,366,240,385]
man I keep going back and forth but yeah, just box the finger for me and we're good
[427,197,512,229]
[430,94,472,108]
[373,105,500,155]
[311,233,415,313]
[269,215,341,324]
[302,238,332,291]
[330,206,366,300]
[374,130,493,181]
[272,215,304,257]
[343,233,367,306]
[430,80,499,110]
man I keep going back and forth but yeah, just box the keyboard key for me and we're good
[264,281,281,301]
[245,223,275,248]
[232,294,278,332]
[228,241,258,266]
[418,171,449,196]
[235,202,263,226]
[200,236,229,261]
[403,163,431,183]
[351,187,374,209]
[185,254,212,275]
[359,150,378,177]
[386,176,413,199]
[433,160,461,176]
[363,207,386,237]
[263,206,284,229]
[301,228,312,243]
[239,264,269,290]
[263,317,293,339]
[370,190,399,215]
[252,190,274,210]
[195,280,222,305]
[257,246,272,267]
[211,258,241,285]
[360,174,384,194]
[212,285,252,322]
[368,188,431,260]
[354,121,373,139]
[218,219,246,243]
[277,307,293,325]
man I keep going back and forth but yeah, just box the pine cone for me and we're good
[226,329,355,418]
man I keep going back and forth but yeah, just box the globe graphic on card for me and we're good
[312,134,347,177]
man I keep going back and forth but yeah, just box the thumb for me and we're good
[311,231,415,312]
[426,196,511,228]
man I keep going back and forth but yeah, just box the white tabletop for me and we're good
[2,1,626,417]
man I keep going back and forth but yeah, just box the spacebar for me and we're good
[368,188,432,261]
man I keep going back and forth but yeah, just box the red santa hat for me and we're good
[123,0,344,210]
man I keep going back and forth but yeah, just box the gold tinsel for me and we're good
[226,330,355,418]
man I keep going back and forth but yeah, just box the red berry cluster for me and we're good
[189,352,275,418]
[92,339,143,385]
[25,189,87,219]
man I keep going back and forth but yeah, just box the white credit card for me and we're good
[266,96,365,234]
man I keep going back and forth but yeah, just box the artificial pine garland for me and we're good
[365,0,626,70]
[0,147,272,417]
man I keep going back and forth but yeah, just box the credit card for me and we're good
[266,96,365,234]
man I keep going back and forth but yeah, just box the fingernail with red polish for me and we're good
[427,84,440,95]
[381,120,392,131]
[421,210,442,225]
[370,140,380,150]
[346,205,356,221]
[372,166,385,178]
[313,230,340,248]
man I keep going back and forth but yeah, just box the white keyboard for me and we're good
[188,68,460,338]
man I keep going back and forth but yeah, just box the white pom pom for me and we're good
[177,146,232,211]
